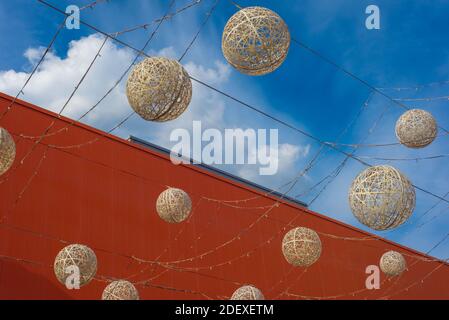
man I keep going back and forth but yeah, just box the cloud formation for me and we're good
[0,34,134,126]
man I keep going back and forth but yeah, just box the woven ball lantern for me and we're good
[222,6,290,76]
[349,165,415,231]
[380,251,407,277]
[102,280,139,300]
[230,285,265,300]
[0,127,16,176]
[282,227,322,267]
[395,109,437,148]
[54,244,97,287]
[156,188,192,223]
[126,57,192,122]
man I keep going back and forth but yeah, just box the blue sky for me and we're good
[0,0,449,260]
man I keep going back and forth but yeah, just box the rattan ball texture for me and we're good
[380,251,407,276]
[395,109,437,148]
[348,165,415,231]
[230,285,265,300]
[102,280,140,300]
[222,6,290,76]
[156,188,192,223]
[0,127,16,176]
[126,57,192,122]
[282,227,322,267]
[54,244,97,287]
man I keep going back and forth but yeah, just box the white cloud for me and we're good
[148,46,177,59]
[24,46,47,66]
[185,60,231,85]
[238,142,310,183]
[0,34,134,126]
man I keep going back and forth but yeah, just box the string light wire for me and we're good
[377,79,449,92]
[109,0,203,37]
[79,0,111,11]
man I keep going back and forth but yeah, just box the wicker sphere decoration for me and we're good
[0,127,16,176]
[126,57,192,122]
[380,251,407,277]
[349,165,415,231]
[281,227,322,267]
[156,188,192,223]
[395,109,437,148]
[230,285,265,300]
[222,6,290,76]
[54,244,97,287]
[102,280,140,300]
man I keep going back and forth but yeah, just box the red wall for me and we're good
[0,92,448,300]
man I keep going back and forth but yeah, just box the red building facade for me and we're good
[0,92,448,299]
